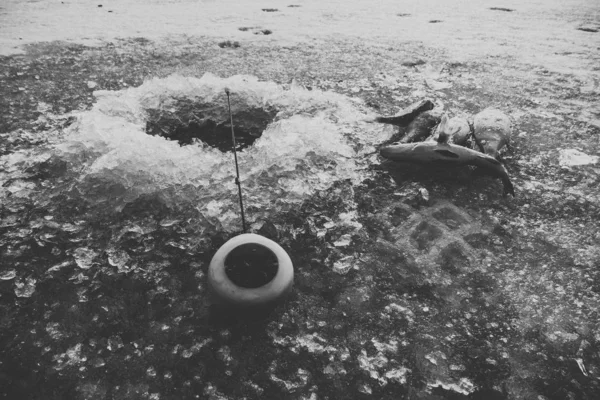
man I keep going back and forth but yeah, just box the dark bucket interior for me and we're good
[224,243,279,288]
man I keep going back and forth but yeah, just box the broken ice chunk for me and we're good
[14,277,36,298]
[559,149,599,167]
[0,269,17,281]
[333,256,355,275]
[333,234,352,247]
[73,247,97,269]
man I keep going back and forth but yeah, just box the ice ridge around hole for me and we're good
[1,74,390,231]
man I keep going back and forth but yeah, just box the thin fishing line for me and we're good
[225,89,247,233]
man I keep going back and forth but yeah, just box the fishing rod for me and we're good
[225,88,247,233]
[206,88,295,312]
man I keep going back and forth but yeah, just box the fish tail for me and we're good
[501,173,515,196]
[493,162,515,196]
[474,156,515,196]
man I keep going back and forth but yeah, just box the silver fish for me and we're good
[380,141,515,196]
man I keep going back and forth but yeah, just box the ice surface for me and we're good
[1,74,388,233]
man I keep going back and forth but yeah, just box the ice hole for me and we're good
[145,98,277,151]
